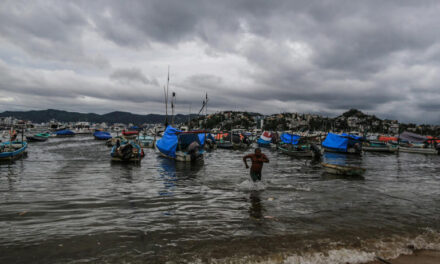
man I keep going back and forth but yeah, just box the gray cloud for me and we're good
[0,0,440,123]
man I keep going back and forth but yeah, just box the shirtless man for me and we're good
[243,148,269,182]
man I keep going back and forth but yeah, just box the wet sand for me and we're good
[367,250,440,264]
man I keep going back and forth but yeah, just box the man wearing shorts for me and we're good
[243,148,269,182]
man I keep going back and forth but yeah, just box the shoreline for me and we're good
[367,250,440,264]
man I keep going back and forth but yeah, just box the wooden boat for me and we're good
[110,141,144,162]
[232,142,251,150]
[94,131,112,140]
[398,146,438,155]
[138,135,155,148]
[122,130,139,139]
[0,141,28,162]
[278,145,315,157]
[363,141,398,153]
[217,141,233,149]
[156,127,205,162]
[26,135,48,142]
[106,136,126,147]
[321,162,366,176]
[54,129,75,137]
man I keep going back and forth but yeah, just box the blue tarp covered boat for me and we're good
[156,126,204,162]
[54,130,75,137]
[280,133,300,145]
[322,133,362,154]
[94,131,112,140]
[0,141,27,161]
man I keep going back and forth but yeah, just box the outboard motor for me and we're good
[310,143,322,160]
[120,144,134,160]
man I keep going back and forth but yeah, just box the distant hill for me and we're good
[0,109,193,125]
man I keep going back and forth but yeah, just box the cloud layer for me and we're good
[1,0,440,123]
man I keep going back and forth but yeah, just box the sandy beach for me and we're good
[367,250,440,264]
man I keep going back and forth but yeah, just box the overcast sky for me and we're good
[1,0,439,123]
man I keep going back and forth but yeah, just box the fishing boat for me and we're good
[93,131,112,140]
[363,140,398,153]
[106,136,126,147]
[122,128,139,139]
[398,146,438,155]
[0,141,28,162]
[26,132,50,142]
[321,162,366,176]
[257,131,273,148]
[397,131,439,155]
[138,134,155,148]
[110,141,144,162]
[278,133,322,158]
[54,129,75,137]
[215,133,233,149]
[198,133,216,150]
[322,133,363,155]
[156,126,205,162]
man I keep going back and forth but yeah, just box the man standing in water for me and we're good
[243,148,269,182]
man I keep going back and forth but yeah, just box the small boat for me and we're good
[0,141,28,162]
[217,141,233,149]
[138,134,155,148]
[322,133,362,155]
[111,141,144,162]
[54,129,75,137]
[94,131,112,140]
[363,141,398,153]
[257,131,273,148]
[321,162,366,176]
[106,136,126,147]
[26,135,48,142]
[156,126,205,162]
[122,130,139,139]
[278,145,316,157]
[398,146,438,155]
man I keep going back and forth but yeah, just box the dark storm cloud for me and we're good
[1,0,440,123]
[110,68,159,85]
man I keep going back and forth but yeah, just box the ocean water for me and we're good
[1,136,439,263]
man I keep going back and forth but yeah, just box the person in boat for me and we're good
[115,139,120,149]
[187,141,200,161]
[243,148,269,182]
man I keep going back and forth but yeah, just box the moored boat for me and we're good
[0,141,28,162]
[363,140,398,153]
[138,134,155,148]
[54,129,75,137]
[156,126,205,162]
[278,133,322,158]
[398,146,438,155]
[321,162,366,176]
[94,131,112,140]
[110,141,144,162]
[322,133,363,155]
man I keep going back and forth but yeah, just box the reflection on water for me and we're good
[1,137,440,263]
[249,191,264,220]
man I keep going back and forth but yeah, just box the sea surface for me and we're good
[1,136,440,263]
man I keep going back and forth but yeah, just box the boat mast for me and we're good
[171,92,176,126]
[164,66,170,127]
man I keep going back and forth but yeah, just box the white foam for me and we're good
[237,179,267,191]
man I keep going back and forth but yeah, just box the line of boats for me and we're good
[1,126,438,178]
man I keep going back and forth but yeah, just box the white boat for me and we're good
[398,146,438,155]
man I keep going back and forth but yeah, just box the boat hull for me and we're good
[363,146,398,153]
[278,146,314,157]
[321,162,366,176]
[398,146,438,155]
[0,141,28,162]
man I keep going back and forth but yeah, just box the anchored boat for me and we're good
[0,141,28,162]
[321,162,366,176]
[156,126,205,162]
[110,141,144,162]
[322,133,363,155]
[363,140,398,153]
[94,131,112,140]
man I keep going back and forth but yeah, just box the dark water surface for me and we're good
[1,136,440,263]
